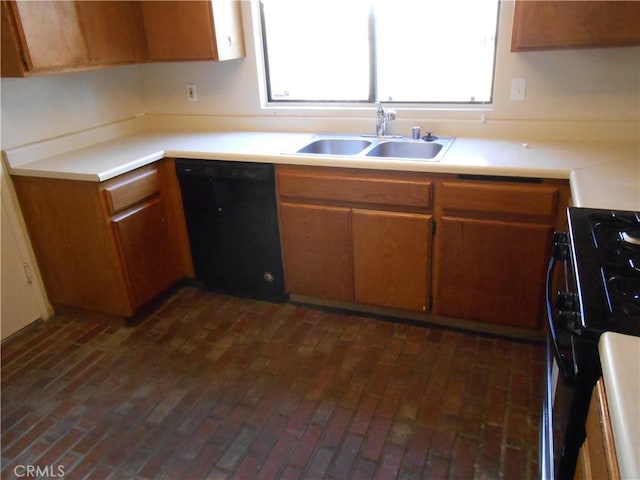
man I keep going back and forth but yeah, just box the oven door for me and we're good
[540,233,579,480]
[541,337,576,480]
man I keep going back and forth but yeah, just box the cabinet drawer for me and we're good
[103,166,160,214]
[440,181,558,218]
[277,168,432,210]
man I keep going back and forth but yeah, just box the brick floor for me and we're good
[1,287,544,479]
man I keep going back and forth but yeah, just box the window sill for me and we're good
[260,103,493,120]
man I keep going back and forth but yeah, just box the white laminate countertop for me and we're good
[4,130,640,210]
[599,332,640,480]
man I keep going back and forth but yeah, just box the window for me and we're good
[260,0,500,104]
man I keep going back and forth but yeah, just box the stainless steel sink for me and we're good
[296,138,372,155]
[366,141,443,160]
[294,135,454,162]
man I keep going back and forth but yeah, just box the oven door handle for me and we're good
[545,251,575,383]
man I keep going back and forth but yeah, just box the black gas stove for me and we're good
[568,207,640,337]
[541,206,640,480]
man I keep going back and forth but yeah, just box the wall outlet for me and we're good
[510,78,526,101]
[186,84,197,102]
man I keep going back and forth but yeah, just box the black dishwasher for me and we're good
[175,159,287,301]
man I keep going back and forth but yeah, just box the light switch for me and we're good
[510,78,526,101]
[186,84,197,102]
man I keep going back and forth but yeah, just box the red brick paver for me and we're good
[1,287,544,479]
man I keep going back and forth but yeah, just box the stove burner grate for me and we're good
[603,269,640,317]
[621,227,640,246]
[590,212,640,252]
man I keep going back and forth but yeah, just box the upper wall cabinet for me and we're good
[1,1,88,76]
[511,0,640,52]
[140,0,245,62]
[1,0,244,77]
[1,0,146,77]
[75,1,147,65]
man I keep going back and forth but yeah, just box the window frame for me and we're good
[258,0,501,108]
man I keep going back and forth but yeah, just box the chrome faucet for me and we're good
[375,102,396,136]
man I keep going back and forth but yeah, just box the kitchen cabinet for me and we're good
[277,166,570,326]
[575,379,620,480]
[12,160,192,317]
[433,178,570,330]
[1,0,146,77]
[141,0,244,62]
[105,166,184,310]
[1,0,244,76]
[511,0,640,51]
[276,166,433,312]
[1,0,88,76]
[75,1,147,65]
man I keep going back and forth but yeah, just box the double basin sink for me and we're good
[295,134,455,162]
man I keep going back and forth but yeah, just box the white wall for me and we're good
[0,65,144,150]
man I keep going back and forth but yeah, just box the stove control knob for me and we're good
[558,310,580,332]
[551,232,570,260]
[556,292,578,310]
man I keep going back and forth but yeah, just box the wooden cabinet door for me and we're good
[1,1,25,76]
[353,209,431,312]
[210,0,245,60]
[279,202,353,302]
[141,0,217,61]
[140,0,244,61]
[10,0,89,72]
[76,1,146,64]
[434,216,552,329]
[512,0,640,51]
[112,197,182,309]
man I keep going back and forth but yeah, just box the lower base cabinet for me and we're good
[433,216,552,329]
[575,379,620,480]
[432,177,569,330]
[277,165,569,331]
[14,158,569,329]
[276,165,433,313]
[12,159,191,316]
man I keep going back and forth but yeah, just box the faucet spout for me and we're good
[375,102,386,136]
[375,102,396,137]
